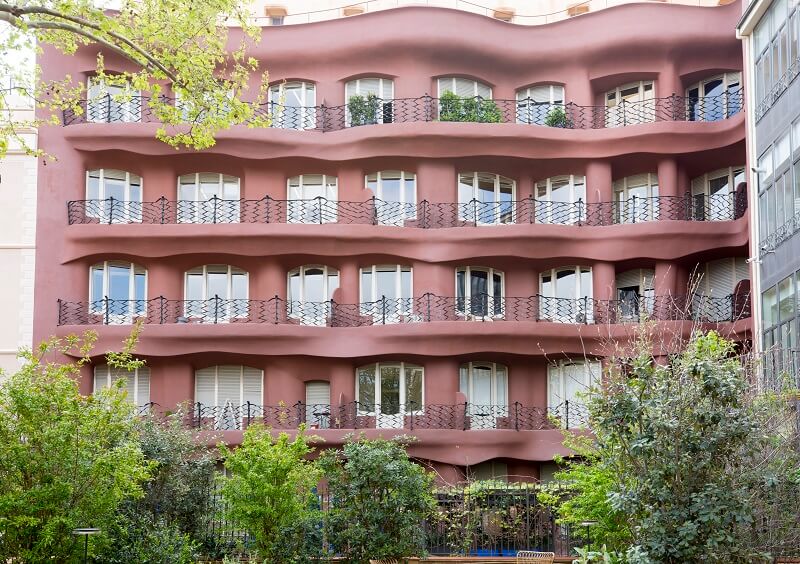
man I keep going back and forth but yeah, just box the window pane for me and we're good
[108,264,131,300]
[358,366,375,407]
[405,366,423,408]
[207,271,227,299]
[376,267,397,300]
[361,269,372,302]
[186,273,203,301]
[87,171,101,200]
[91,266,104,302]
[779,276,794,323]
[763,286,778,327]
[304,269,324,302]
[556,269,576,299]
[231,273,247,300]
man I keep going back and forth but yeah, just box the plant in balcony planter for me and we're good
[439,91,503,123]
[544,106,570,128]
[348,93,381,126]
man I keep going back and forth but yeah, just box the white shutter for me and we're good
[359,78,380,96]
[217,365,243,406]
[437,77,451,95]
[93,366,108,392]
[110,366,136,402]
[734,258,749,284]
[529,85,550,103]
[642,270,655,290]
[476,82,491,98]
[616,269,641,289]
[305,381,330,406]
[195,367,216,405]
[706,258,735,296]
[627,174,649,189]
[547,365,562,407]
[345,81,357,99]
[136,367,150,405]
[242,367,263,405]
[691,175,705,196]
[383,80,394,98]
[456,78,475,97]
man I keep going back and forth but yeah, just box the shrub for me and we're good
[544,106,570,128]
[348,93,381,126]
[438,90,502,123]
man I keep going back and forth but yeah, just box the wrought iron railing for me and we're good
[57,293,751,326]
[756,55,800,121]
[174,400,585,431]
[63,88,743,129]
[66,190,747,226]
[760,210,800,256]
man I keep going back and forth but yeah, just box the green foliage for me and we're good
[544,105,570,128]
[1,0,271,156]
[438,90,503,123]
[0,331,151,563]
[218,424,322,562]
[318,436,436,563]
[102,515,197,564]
[348,93,381,126]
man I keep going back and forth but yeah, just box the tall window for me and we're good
[690,167,745,221]
[459,362,507,429]
[458,172,515,225]
[686,72,742,121]
[93,364,150,406]
[87,78,140,123]
[86,169,142,223]
[540,267,593,323]
[356,362,423,428]
[184,265,248,322]
[177,173,240,223]
[456,267,504,319]
[288,265,339,326]
[438,77,492,99]
[762,271,800,351]
[360,265,413,323]
[195,365,263,430]
[535,175,586,224]
[366,171,416,226]
[516,84,565,125]
[305,381,331,428]
[753,0,800,117]
[616,269,655,321]
[605,81,655,127]
[547,360,600,427]
[345,78,394,126]
[287,174,338,224]
[693,257,749,322]
[613,173,659,223]
[269,81,316,129]
[90,261,146,323]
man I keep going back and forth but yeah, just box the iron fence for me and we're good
[56,293,750,326]
[66,190,747,226]
[63,88,742,129]
[760,211,800,256]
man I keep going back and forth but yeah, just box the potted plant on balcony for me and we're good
[439,91,503,123]
[544,106,571,128]
[348,93,381,126]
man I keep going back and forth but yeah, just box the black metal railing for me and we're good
[177,401,587,432]
[756,55,800,121]
[62,88,743,130]
[741,348,800,394]
[66,190,748,226]
[57,293,751,326]
[760,210,800,256]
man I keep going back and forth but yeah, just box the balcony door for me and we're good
[305,381,331,429]
[357,363,423,429]
[459,362,508,429]
[605,81,654,127]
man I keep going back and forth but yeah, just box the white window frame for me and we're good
[177,172,241,224]
[615,268,656,321]
[268,81,316,129]
[539,266,594,323]
[184,265,249,322]
[613,173,660,223]
[685,72,742,121]
[535,175,586,224]
[287,265,340,326]
[437,77,492,99]
[93,364,150,406]
[366,170,417,225]
[89,261,147,323]
[287,174,338,224]
[355,362,425,423]
[459,362,508,406]
[605,80,655,127]
[547,360,600,427]
[690,167,746,221]
[455,266,505,319]
[194,365,264,429]
[516,84,565,125]
[87,77,141,123]
[345,78,395,126]
[360,265,414,323]
[458,172,516,225]
[85,169,142,223]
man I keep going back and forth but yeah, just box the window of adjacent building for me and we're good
[356,362,423,427]
[758,128,800,245]
[86,169,142,223]
[287,174,338,224]
[93,364,150,406]
[366,170,416,226]
[456,266,504,319]
[177,173,240,223]
[345,78,394,126]
[753,0,800,115]
[762,272,799,351]
[616,269,655,321]
[535,175,586,225]
[613,173,659,223]
[437,77,492,99]
[686,72,742,121]
[268,81,316,129]
[305,381,331,428]
[90,261,146,323]
[690,167,746,221]
[459,362,508,429]
[287,265,339,325]
[605,81,655,126]
[457,172,515,225]
[516,84,565,125]
[540,267,593,323]
[87,77,140,123]
[184,265,248,321]
[195,365,263,429]
[547,360,600,427]
[360,265,413,323]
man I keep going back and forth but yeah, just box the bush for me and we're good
[438,90,502,123]
[348,93,381,126]
[319,436,436,564]
[544,106,570,128]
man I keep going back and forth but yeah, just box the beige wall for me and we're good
[0,99,37,377]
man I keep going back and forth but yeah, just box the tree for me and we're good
[219,424,323,562]
[558,331,800,563]
[0,0,270,157]
[318,436,436,564]
[0,330,152,563]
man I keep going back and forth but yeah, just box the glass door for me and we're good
[378,365,402,428]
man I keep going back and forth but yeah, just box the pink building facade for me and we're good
[35,1,750,482]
